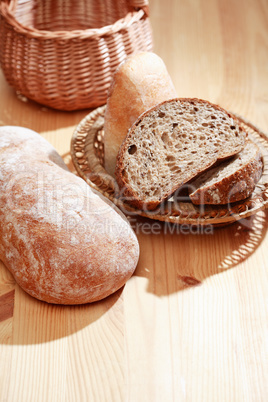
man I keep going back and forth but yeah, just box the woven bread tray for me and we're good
[0,0,152,111]
[71,105,268,226]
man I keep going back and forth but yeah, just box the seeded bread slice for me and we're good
[189,139,262,205]
[115,98,247,210]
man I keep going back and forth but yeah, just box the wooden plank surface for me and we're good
[0,0,268,401]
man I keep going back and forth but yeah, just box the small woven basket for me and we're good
[0,0,153,110]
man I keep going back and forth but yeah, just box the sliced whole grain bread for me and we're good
[115,98,247,210]
[189,139,262,205]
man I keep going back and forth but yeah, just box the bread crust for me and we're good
[115,98,247,210]
[103,52,177,177]
[189,142,263,205]
[0,126,139,304]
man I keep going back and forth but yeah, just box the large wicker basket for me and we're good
[0,0,153,111]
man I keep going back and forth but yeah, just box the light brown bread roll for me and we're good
[0,126,139,304]
[104,51,177,177]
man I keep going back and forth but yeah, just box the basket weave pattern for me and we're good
[0,0,153,110]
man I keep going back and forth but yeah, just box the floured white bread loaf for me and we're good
[189,139,262,204]
[104,52,177,177]
[0,126,139,304]
[115,98,246,210]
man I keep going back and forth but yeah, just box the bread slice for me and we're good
[115,98,247,210]
[104,52,177,177]
[189,139,262,204]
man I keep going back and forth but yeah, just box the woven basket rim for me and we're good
[71,105,268,226]
[0,2,147,40]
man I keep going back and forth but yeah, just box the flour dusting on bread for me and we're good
[0,126,139,304]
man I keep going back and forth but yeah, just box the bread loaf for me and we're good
[189,139,262,204]
[115,98,247,210]
[104,52,177,177]
[0,126,139,304]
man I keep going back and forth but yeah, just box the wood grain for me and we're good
[0,0,268,401]
[0,290,15,323]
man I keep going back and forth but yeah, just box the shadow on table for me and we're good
[0,269,123,345]
[0,84,89,134]
[133,210,268,296]
[0,89,122,346]
[0,154,267,344]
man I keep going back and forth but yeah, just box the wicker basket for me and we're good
[0,0,153,111]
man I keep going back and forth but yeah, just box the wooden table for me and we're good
[0,0,267,401]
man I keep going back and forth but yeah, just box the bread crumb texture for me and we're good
[116,98,246,209]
